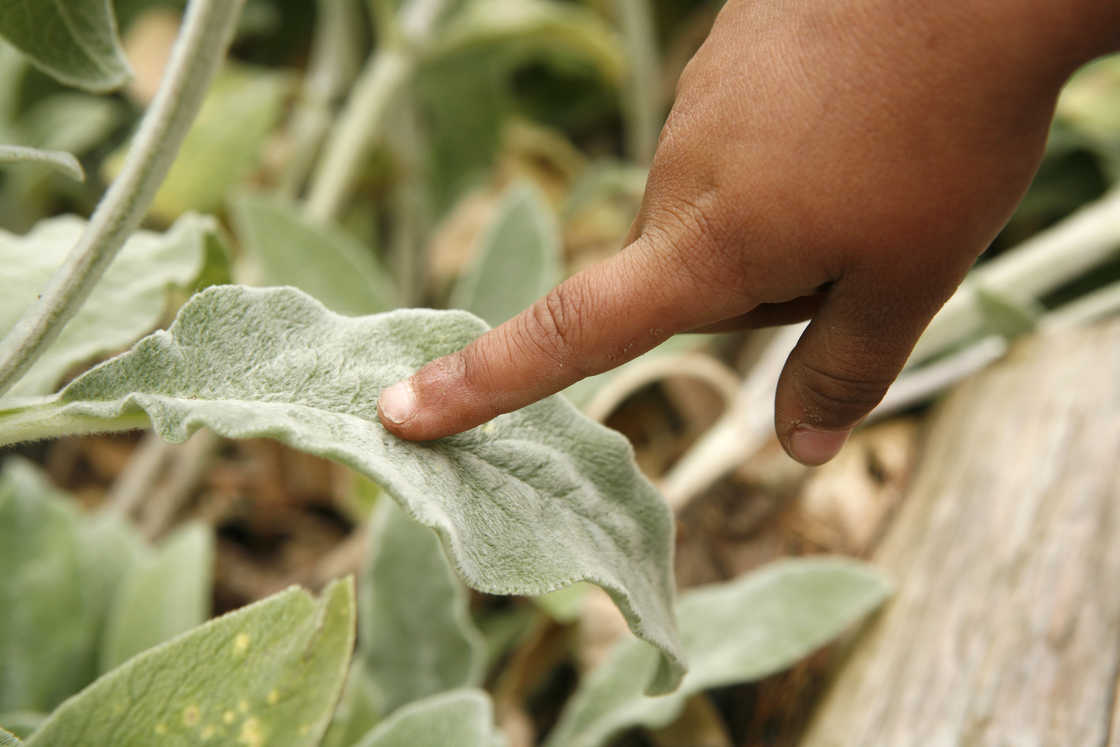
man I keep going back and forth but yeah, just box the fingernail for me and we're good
[790,425,850,466]
[379,379,417,425]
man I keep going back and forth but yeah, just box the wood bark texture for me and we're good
[802,319,1120,747]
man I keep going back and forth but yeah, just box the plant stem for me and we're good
[0,0,246,399]
[304,0,446,222]
[614,0,661,164]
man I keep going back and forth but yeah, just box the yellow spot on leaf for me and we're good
[183,704,201,726]
[233,632,251,655]
[223,710,235,725]
[238,716,264,747]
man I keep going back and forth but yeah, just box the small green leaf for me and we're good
[545,558,891,747]
[103,66,292,221]
[0,213,222,397]
[974,285,1042,340]
[0,145,83,181]
[353,690,506,747]
[26,578,357,747]
[0,726,22,746]
[99,523,214,673]
[0,459,103,710]
[359,500,485,712]
[232,192,397,316]
[0,285,685,693]
[0,0,131,92]
[449,183,562,327]
[534,582,591,623]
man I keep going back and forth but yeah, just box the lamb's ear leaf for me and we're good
[545,558,891,747]
[0,285,684,693]
[231,192,397,316]
[352,690,507,747]
[0,0,131,92]
[99,523,213,673]
[0,458,127,712]
[0,726,22,746]
[0,213,225,397]
[359,499,486,712]
[0,146,83,182]
[449,182,562,327]
[26,579,356,747]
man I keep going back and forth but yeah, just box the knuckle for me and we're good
[794,359,894,426]
[519,284,592,377]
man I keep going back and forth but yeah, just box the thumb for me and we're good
[775,274,945,466]
[378,235,737,440]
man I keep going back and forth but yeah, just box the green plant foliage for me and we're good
[232,192,397,316]
[0,285,686,694]
[26,578,357,747]
[359,499,486,713]
[99,523,214,672]
[0,458,116,711]
[0,713,44,741]
[1056,54,1120,175]
[0,213,225,397]
[104,66,292,221]
[0,0,131,92]
[544,558,892,747]
[973,286,1043,341]
[321,667,382,747]
[352,690,506,747]
[0,146,83,182]
[450,183,562,327]
[0,726,21,746]
[534,581,592,623]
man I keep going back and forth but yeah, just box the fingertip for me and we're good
[785,424,850,466]
[378,378,419,436]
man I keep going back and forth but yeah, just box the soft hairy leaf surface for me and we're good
[0,726,21,746]
[0,0,130,92]
[0,213,221,397]
[232,192,396,316]
[0,459,121,711]
[359,499,485,712]
[353,690,506,747]
[26,579,356,747]
[0,713,44,741]
[99,523,213,672]
[450,183,561,327]
[545,558,891,747]
[321,667,382,747]
[0,146,83,181]
[0,285,685,692]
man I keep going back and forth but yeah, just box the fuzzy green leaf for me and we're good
[321,667,382,747]
[450,183,561,327]
[0,146,83,182]
[0,713,44,741]
[0,726,21,746]
[0,213,223,397]
[545,558,891,747]
[359,500,486,712]
[0,459,114,711]
[26,579,356,747]
[99,523,214,672]
[0,285,684,693]
[353,690,506,747]
[0,0,130,92]
[232,192,396,316]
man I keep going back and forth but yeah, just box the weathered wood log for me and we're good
[802,319,1120,747]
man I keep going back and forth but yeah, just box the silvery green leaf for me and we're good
[321,666,382,747]
[973,286,1042,340]
[99,523,213,672]
[103,66,292,221]
[0,459,108,710]
[534,582,591,623]
[26,579,356,747]
[353,690,506,747]
[0,146,83,182]
[232,192,397,316]
[0,285,685,693]
[0,726,21,746]
[359,499,485,712]
[0,213,223,397]
[0,0,130,92]
[449,183,562,327]
[0,713,44,741]
[545,558,891,747]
